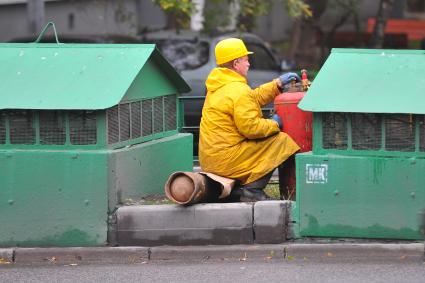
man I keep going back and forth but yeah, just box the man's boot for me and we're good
[228,170,275,202]
[239,187,272,202]
[227,187,272,202]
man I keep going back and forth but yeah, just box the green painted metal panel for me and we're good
[123,53,189,102]
[110,133,193,202]
[0,150,109,246]
[296,152,425,240]
[108,130,180,150]
[150,51,191,94]
[0,44,189,110]
[96,111,107,147]
[299,48,425,114]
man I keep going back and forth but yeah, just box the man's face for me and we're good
[233,56,250,77]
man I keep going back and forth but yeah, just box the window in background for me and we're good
[68,13,75,30]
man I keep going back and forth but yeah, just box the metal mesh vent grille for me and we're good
[39,111,66,145]
[131,102,141,139]
[107,106,119,144]
[119,104,130,141]
[142,100,153,136]
[322,112,348,149]
[164,95,177,131]
[153,97,164,133]
[352,113,381,150]
[385,114,415,152]
[0,111,5,144]
[69,111,97,145]
[420,115,425,152]
[9,110,35,144]
[106,96,177,144]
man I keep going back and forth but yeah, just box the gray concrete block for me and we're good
[253,200,288,244]
[285,200,298,240]
[117,203,254,246]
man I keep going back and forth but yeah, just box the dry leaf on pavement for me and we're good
[46,256,57,262]
[0,258,11,264]
[239,252,247,261]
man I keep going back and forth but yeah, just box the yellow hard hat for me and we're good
[215,38,253,65]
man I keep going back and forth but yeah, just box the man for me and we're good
[198,37,300,202]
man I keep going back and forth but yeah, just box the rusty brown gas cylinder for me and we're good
[170,174,194,202]
[165,172,208,205]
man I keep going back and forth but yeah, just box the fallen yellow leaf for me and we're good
[127,256,137,263]
[327,252,334,257]
[286,255,294,261]
[239,252,247,261]
[0,258,11,264]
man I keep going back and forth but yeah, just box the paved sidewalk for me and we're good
[1,242,423,265]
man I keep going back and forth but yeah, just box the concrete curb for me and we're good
[150,243,424,262]
[13,247,149,265]
[117,203,255,246]
[115,201,289,246]
[284,243,424,262]
[7,243,424,265]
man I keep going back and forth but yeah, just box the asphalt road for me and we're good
[2,257,425,283]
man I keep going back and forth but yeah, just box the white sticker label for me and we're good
[306,164,328,184]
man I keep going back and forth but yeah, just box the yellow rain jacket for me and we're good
[199,68,300,185]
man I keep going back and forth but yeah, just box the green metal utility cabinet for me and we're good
[296,48,425,240]
[0,42,193,246]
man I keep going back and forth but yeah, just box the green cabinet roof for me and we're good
[299,48,425,114]
[0,43,190,110]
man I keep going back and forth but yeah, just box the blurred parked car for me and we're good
[140,30,288,157]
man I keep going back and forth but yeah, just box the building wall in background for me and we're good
[0,0,409,44]
[0,0,164,42]
[0,4,27,41]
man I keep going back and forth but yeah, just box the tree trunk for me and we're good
[369,0,395,48]
[190,0,205,31]
[287,0,328,66]
[288,18,302,63]
[166,13,179,30]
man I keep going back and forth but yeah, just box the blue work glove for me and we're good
[279,72,301,86]
[271,114,283,130]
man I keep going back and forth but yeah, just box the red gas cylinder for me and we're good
[274,91,312,152]
[274,90,312,200]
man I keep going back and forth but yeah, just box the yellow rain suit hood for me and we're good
[199,68,300,185]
